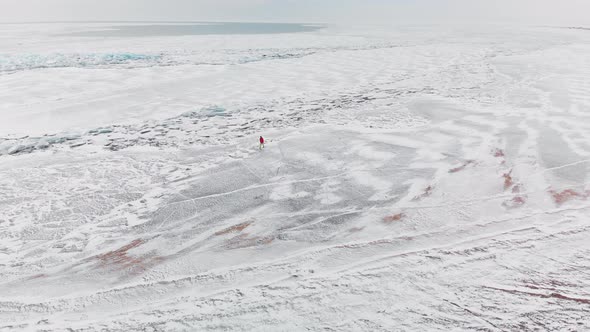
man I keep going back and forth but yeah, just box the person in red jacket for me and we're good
[259,136,265,150]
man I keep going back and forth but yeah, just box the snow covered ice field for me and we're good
[1,22,590,331]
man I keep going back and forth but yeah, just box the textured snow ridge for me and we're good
[1,24,590,331]
[0,49,319,73]
[0,53,163,73]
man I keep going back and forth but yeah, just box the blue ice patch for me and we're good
[181,106,229,119]
[0,52,162,73]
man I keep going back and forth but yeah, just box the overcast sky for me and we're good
[1,0,589,25]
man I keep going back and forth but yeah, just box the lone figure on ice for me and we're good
[259,136,265,150]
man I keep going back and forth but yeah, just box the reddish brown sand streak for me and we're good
[413,186,434,201]
[493,149,505,158]
[215,222,252,236]
[26,274,47,280]
[503,171,514,190]
[549,189,590,205]
[95,239,146,267]
[91,239,163,275]
[485,286,590,305]
[225,234,274,249]
[383,213,405,223]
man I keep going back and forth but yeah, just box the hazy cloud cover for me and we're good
[0,0,589,25]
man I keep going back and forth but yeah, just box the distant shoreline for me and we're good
[58,22,325,37]
[0,20,326,26]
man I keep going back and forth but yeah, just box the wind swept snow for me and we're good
[1,23,590,331]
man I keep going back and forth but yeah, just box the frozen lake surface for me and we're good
[1,22,590,331]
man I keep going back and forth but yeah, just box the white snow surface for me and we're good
[1,23,590,331]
